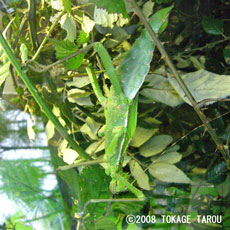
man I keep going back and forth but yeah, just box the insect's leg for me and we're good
[86,66,106,107]
[94,42,123,96]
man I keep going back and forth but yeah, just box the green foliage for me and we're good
[202,16,224,35]
[5,212,32,230]
[51,39,84,70]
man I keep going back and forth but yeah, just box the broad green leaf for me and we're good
[149,162,191,184]
[62,148,78,164]
[60,13,76,42]
[129,160,150,190]
[141,73,184,107]
[118,6,173,99]
[130,126,158,147]
[27,117,35,140]
[202,16,224,35]
[215,176,230,198]
[169,69,230,106]
[20,43,28,63]
[152,151,182,164]
[89,0,128,18]
[45,120,55,140]
[0,44,10,87]
[140,135,173,157]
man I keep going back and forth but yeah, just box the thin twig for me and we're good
[181,38,230,54]
[128,0,227,160]
[196,98,230,108]
[56,159,105,172]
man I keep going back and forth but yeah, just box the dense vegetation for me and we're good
[0,0,230,229]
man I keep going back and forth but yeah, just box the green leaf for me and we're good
[149,162,191,184]
[215,176,230,197]
[129,160,150,190]
[149,5,173,34]
[140,135,173,157]
[169,69,230,106]
[130,126,158,147]
[89,0,128,18]
[51,39,84,70]
[51,39,77,59]
[77,30,90,47]
[202,16,224,35]
[142,1,155,19]
[152,151,182,164]
[141,73,184,107]
[64,53,85,70]
[118,6,173,99]
[95,216,117,230]
[60,13,76,42]
[62,0,71,13]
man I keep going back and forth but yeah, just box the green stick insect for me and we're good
[83,6,173,199]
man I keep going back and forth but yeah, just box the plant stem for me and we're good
[28,0,38,50]
[0,33,91,160]
[31,10,64,61]
[82,198,145,214]
[128,0,227,160]
[56,159,105,171]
